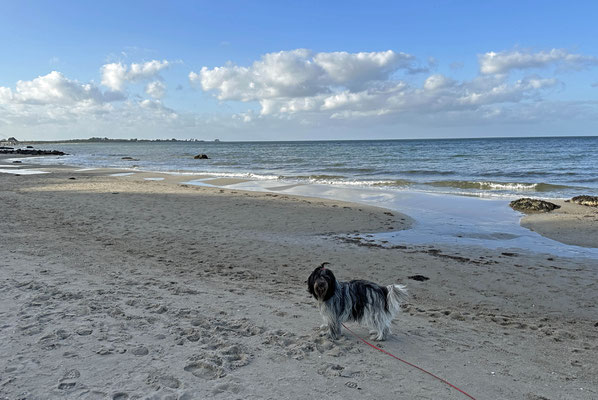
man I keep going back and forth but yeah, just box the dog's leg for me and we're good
[318,319,340,339]
[320,315,328,330]
[319,306,341,339]
[374,326,390,341]
[328,320,341,340]
[370,315,391,341]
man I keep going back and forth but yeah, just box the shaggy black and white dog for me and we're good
[307,263,408,341]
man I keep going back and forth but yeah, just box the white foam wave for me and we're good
[0,168,50,175]
[479,182,538,191]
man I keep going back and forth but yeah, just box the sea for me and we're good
[23,136,598,199]
[19,136,598,258]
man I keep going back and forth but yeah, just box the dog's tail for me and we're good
[386,284,409,315]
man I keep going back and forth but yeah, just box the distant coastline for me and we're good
[5,135,598,145]
[20,137,209,144]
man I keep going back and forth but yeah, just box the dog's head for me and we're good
[307,263,336,302]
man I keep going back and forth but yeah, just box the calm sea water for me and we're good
[25,136,598,199]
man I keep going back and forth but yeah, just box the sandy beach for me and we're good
[1,158,597,400]
[520,200,598,248]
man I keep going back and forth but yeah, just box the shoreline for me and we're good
[1,157,597,399]
[14,142,598,201]
[520,199,598,248]
[2,154,597,252]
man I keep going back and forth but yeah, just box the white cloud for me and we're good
[479,49,598,75]
[0,71,123,105]
[129,60,170,80]
[190,49,420,103]
[101,60,170,91]
[423,74,454,91]
[146,81,166,99]
[313,50,414,87]
[0,86,12,103]
[0,71,175,132]
[3,48,598,140]
[191,49,567,120]
[457,76,559,106]
[100,63,128,91]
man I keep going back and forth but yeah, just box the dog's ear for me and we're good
[320,262,330,269]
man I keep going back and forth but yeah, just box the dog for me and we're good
[307,263,408,341]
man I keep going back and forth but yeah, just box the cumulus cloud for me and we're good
[190,49,418,102]
[101,60,170,91]
[423,74,455,91]
[0,71,176,132]
[479,49,598,75]
[146,81,166,99]
[0,71,124,105]
[4,48,598,139]
[313,50,415,86]
[191,48,569,120]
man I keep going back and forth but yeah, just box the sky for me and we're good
[1,0,597,141]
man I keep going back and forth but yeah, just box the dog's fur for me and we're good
[307,263,408,341]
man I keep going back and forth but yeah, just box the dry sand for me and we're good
[1,158,597,400]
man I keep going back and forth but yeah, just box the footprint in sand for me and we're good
[57,365,82,391]
[62,369,80,380]
[146,372,181,389]
[131,346,149,356]
[212,382,243,395]
[57,382,76,390]
[184,361,225,380]
[184,344,251,379]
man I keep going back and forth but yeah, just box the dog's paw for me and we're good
[369,332,387,341]
[318,329,332,339]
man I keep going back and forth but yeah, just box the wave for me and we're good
[371,179,414,187]
[278,175,413,187]
[402,169,455,175]
[425,180,577,192]
[324,167,379,173]
[572,177,598,183]
[280,174,347,181]
[478,171,578,178]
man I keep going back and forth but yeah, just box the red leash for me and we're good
[341,323,477,400]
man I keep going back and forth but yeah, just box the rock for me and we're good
[121,157,140,161]
[193,154,209,159]
[509,198,560,213]
[408,275,429,282]
[571,195,598,207]
[0,148,67,156]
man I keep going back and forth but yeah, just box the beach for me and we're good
[1,157,597,400]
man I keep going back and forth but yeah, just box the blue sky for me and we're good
[1,1,597,140]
